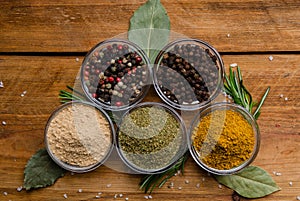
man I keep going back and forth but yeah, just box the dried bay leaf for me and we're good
[128,0,170,63]
[214,166,280,198]
[24,148,66,190]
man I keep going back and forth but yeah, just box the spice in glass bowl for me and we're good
[81,39,151,111]
[189,103,260,175]
[153,38,224,110]
[45,101,115,173]
[117,102,187,174]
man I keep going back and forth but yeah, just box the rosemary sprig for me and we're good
[224,66,270,120]
[139,152,189,194]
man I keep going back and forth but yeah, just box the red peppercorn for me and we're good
[84,71,89,76]
[116,77,121,82]
[108,76,114,83]
[117,45,123,50]
[118,59,122,64]
[127,70,131,75]
[115,101,123,106]
[85,65,90,70]
[95,69,100,74]
[107,45,112,50]
[136,56,142,62]
[92,93,97,98]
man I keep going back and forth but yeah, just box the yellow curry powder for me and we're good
[192,109,255,170]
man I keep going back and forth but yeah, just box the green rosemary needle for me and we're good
[58,85,85,103]
[139,152,189,194]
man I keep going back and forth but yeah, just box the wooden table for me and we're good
[0,1,299,200]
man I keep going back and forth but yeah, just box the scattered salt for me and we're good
[148,195,153,199]
[297,195,300,200]
[289,181,293,186]
[125,198,129,201]
[63,193,68,199]
[178,186,182,190]
[284,97,288,101]
[95,195,101,199]
[280,94,284,98]
[227,33,231,37]
[230,63,238,67]
[17,186,23,192]
[3,192,8,196]
[275,172,282,176]
[185,180,190,184]
[114,194,118,199]
[196,183,200,188]
[2,121,7,126]
[119,194,123,198]
[78,189,82,193]
[75,58,79,62]
[0,81,3,88]
[269,55,274,61]
[106,184,112,188]
[218,184,223,189]
[144,195,149,199]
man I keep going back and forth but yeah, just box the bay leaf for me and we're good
[214,166,280,198]
[128,0,170,63]
[23,148,66,190]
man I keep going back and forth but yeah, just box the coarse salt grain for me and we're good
[2,121,7,126]
[63,193,68,199]
[296,195,300,200]
[269,56,273,61]
[185,180,190,184]
[227,33,230,37]
[230,63,238,67]
[75,58,79,62]
[78,189,83,193]
[95,195,101,199]
[119,194,123,198]
[106,184,112,188]
[0,81,4,88]
[289,181,293,186]
[144,195,149,199]
[148,195,153,199]
[218,184,223,189]
[3,192,8,196]
[125,198,129,201]
[178,186,182,190]
[275,172,282,176]
[284,97,288,101]
[17,186,23,192]
[280,94,284,98]
[196,183,200,188]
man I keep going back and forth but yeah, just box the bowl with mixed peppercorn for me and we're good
[81,39,152,111]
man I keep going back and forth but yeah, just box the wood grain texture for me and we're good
[0,55,299,200]
[0,0,299,53]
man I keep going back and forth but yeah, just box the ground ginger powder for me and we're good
[46,103,112,167]
[192,109,255,170]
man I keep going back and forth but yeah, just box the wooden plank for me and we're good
[0,0,299,53]
[0,54,299,200]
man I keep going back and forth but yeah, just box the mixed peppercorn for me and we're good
[82,42,149,108]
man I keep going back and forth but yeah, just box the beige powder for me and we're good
[46,103,112,167]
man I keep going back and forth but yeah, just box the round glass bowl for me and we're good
[116,102,187,174]
[153,38,224,111]
[81,39,152,111]
[188,102,260,175]
[44,101,115,173]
